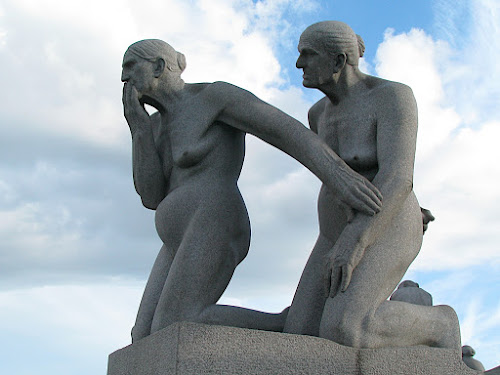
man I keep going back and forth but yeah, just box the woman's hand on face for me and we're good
[122,83,150,135]
[335,166,382,218]
[324,229,366,297]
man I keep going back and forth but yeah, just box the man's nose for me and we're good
[296,56,304,69]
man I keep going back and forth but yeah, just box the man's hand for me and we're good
[324,228,367,297]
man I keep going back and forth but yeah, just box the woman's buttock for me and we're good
[155,183,250,254]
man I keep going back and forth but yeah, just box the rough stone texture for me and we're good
[486,366,500,375]
[463,345,486,371]
[390,280,433,306]
[108,322,483,375]
[284,20,460,350]
[121,39,383,342]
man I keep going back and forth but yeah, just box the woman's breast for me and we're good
[171,136,212,169]
[159,120,245,192]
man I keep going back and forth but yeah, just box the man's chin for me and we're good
[302,79,316,88]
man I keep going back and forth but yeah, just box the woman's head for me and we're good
[126,39,187,74]
[299,21,365,66]
[122,39,187,101]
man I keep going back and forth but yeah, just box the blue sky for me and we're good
[0,0,499,373]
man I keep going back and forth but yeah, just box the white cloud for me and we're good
[434,272,500,368]
[0,30,6,48]
[1,0,312,149]
[0,0,316,288]
[0,4,318,373]
[374,5,500,366]
[375,28,459,160]
[433,0,500,125]
[374,4,500,271]
[2,0,499,372]
[0,282,142,374]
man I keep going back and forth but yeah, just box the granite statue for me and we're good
[283,21,461,349]
[421,207,435,233]
[121,39,383,342]
[390,280,433,306]
[462,345,486,371]
[108,22,500,375]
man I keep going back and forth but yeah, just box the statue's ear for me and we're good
[154,58,165,78]
[333,53,347,73]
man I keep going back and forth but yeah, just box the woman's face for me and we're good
[296,37,336,89]
[121,51,156,98]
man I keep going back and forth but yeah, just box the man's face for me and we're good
[296,41,335,89]
[121,51,155,98]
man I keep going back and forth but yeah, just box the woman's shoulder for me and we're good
[185,82,213,96]
[202,81,251,94]
[192,81,256,105]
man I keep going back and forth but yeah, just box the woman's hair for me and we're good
[299,21,365,66]
[127,39,187,73]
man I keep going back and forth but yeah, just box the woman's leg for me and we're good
[283,234,334,336]
[132,244,174,342]
[150,201,287,333]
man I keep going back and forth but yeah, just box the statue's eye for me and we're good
[123,61,135,69]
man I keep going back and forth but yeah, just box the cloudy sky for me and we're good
[1,0,499,373]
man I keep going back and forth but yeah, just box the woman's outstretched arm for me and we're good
[213,81,382,216]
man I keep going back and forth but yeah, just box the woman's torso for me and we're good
[151,83,250,247]
[152,83,245,193]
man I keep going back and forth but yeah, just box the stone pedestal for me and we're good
[108,322,484,375]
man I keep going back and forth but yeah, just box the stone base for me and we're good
[108,321,486,375]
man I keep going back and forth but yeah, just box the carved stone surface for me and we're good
[390,280,433,306]
[463,345,486,371]
[109,20,500,373]
[121,38,382,343]
[107,322,482,375]
[283,20,460,350]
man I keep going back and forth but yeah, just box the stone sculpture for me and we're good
[390,280,433,306]
[421,207,435,233]
[108,21,500,375]
[462,345,486,371]
[108,321,483,375]
[121,39,383,342]
[282,21,461,349]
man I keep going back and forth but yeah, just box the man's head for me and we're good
[296,21,364,89]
